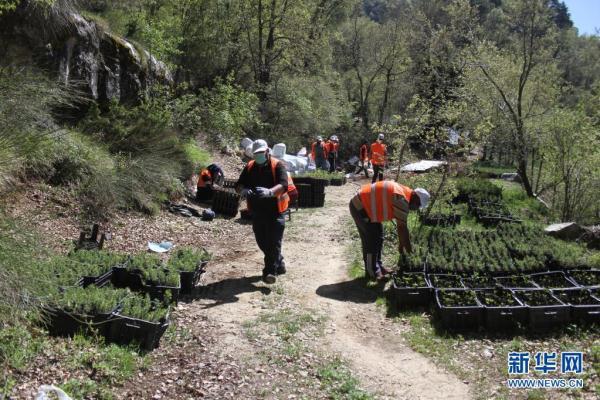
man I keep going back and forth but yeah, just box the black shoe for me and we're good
[262,274,276,284]
[277,258,286,275]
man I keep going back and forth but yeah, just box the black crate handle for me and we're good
[456,311,471,316]
[544,311,558,316]
[125,323,142,329]
[500,311,514,316]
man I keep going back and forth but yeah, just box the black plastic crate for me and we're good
[462,274,497,289]
[477,289,527,331]
[142,278,181,304]
[434,289,484,330]
[296,183,312,207]
[495,275,539,290]
[428,274,465,289]
[513,289,570,331]
[179,261,208,294]
[311,193,326,208]
[108,314,170,351]
[330,176,347,186]
[111,266,143,290]
[551,288,600,325]
[212,188,240,217]
[567,269,600,288]
[77,269,114,288]
[43,307,114,337]
[391,272,432,308]
[530,271,577,289]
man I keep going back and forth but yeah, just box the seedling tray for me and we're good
[476,289,527,330]
[77,269,114,288]
[462,275,497,289]
[391,272,431,308]
[108,314,170,351]
[428,274,465,289]
[179,261,208,294]
[551,288,600,324]
[435,289,483,330]
[142,281,181,304]
[111,266,143,290]
[43,307,114,337]
[529,271,577,289]
[495,275,539,290]
[567,269,600,288]
[513,289,570,331]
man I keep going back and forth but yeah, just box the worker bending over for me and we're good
[349,180,430,280]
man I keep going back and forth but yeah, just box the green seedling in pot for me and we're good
[439,290,479,307]
[167,247,212,273]
[393,272,428,288]
[49,286,130,315]
[553,289,599,305]
[569,270,599,287]
[119,294,169,322]
[516,290,561,306]
[478,288,520,307]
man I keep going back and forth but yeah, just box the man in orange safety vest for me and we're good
[237,139,289,284]
[370,133,387,183]
[349,180,430,280]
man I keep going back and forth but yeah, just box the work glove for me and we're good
[254,187,274,198]
[240,188,254,199]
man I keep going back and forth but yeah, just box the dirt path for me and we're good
[193,182,471,399]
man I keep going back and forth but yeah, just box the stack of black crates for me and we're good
[293,176,327,208]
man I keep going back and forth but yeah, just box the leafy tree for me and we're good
[469,0,560,196]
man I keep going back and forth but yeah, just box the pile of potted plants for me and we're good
[68,250,128,287]
[167,247,211,294]
[43,286,130,337]
[455,178,502,203]
[108,294,170,351]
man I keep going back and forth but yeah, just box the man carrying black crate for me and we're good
[349,180,430,280]
[236,139,289,284]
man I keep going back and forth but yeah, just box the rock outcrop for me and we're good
[0,3,172,106]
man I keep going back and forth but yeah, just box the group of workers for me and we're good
[196,135,429,284]
[310,133,388,184]
[310,135,340,172]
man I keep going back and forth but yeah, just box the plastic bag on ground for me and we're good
[35,385,72,400]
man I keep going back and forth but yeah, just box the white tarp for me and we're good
[273,143,286,158]
[401,160,447,172]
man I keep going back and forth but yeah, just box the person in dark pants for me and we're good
[349,180,430,280]
[327,135,339,173]
[370,134,387,183]
[237,139,289,284]
[355,140,370,178]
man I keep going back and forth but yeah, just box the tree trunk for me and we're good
[517,159,534,197]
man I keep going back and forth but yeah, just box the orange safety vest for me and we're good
[371,142,386,165]
[359,181,413,222]
[247,157,290,213]
[197,169,212,188]
[311,141,328,160]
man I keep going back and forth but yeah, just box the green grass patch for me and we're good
[317,357,374,400]
[473,161,515,177]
